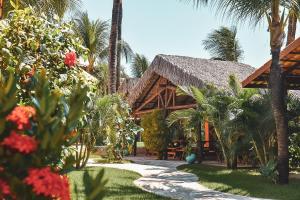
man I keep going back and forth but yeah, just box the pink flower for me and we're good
[24,167,70,200]
[2,131,38,154]
[64,52,77,68]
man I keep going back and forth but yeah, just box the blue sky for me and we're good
[82,0,298,73]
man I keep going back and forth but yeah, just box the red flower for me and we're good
[6,106,36,130]
[0,179,11,198]
[64,52,77,68]
[1,131,38,154]
[24,167,70,200]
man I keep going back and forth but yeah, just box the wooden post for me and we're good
[204,121,210,148]
[0,0,3,20]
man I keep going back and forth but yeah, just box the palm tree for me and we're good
[73,12,109,72]
[116,1,123,90]
[130,54,149,78]
[2,0,81,19]
[108,0,121,94]
[192,0,299,185]
[202,26,243,62]
[286,2,300,45]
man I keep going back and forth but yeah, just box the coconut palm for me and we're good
[192,0,300,185]
[116,1,123,90]
[202,26,243,62]
[130,54,150,78]
[73,12,109,72]
[108,0,121,94]
[2,0,81,19]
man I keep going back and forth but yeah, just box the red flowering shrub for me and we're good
[0,72,91,199]
[6,106,36,130]
[25,167,70,200]
[1,131,38,154]
[64,52,77,68]
[0,179,11,198]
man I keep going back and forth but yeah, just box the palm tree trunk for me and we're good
[286,14,297,46]
[268,1,289,185]
[108,0,121,94]
[269,48,289,184]
[116,0,123,91]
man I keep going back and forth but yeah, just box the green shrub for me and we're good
[141,110,169,159]
[289,133,300,168]
[259,160,279,184]
[0,8,96,101]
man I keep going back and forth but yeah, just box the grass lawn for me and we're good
[178,164,300,200]
[68,167,170,200]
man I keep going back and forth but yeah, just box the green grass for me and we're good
[68,167,170,200]
[178,164,300,200]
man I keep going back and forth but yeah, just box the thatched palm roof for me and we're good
[127,54,255,105]
[118,78,140,97]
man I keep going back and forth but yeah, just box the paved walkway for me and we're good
[87,157,268,200]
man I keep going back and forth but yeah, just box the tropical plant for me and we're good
[0,8,95,101]
[2,0,81,19]
[0,71,106,200]
[130,54,150,78]
[89,94,140,160]
[259,160,279,184]
[192,0,299,185]
[202,26,243,61]
[141,110,170,159]
[73,11,109,73]
[286,1,300,45]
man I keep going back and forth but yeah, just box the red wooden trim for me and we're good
[204,121,209,148]
[242,37,300,88]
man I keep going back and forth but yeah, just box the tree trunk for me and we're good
[116,0,123,91]
[108,0,121,94]
[269,48,289,184]
[196,122,202,163]
[269,1,289,184]
[286,14,297,46]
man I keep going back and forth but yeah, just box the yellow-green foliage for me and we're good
[141,110,168,154]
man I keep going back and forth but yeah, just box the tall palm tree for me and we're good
[73,12,109,72]
[116,1,123,90]
[108,0,121,94]
[192,0,300,185]
[130,54,149,78]
[2,0,81,19]
[202,26,244,62]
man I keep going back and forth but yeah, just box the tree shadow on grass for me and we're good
[178,164,300,200]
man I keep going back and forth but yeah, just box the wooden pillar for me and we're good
[204,121,210,148]
[0,0,3,20]
[133,133,138,156]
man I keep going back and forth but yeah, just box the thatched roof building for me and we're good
[123,54,254,116]
[118,78,140,97]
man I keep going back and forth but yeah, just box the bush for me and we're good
[289,133,300,168]
[259,160,279,184]
[0,8,96,101]
[141,110,169,159]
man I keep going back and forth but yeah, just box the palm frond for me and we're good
[130,54,149,78]
[202,26,243,61]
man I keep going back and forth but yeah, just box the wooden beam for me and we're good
[135,88,165,112]
[133,104,197,116]
[242,37,300,88]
